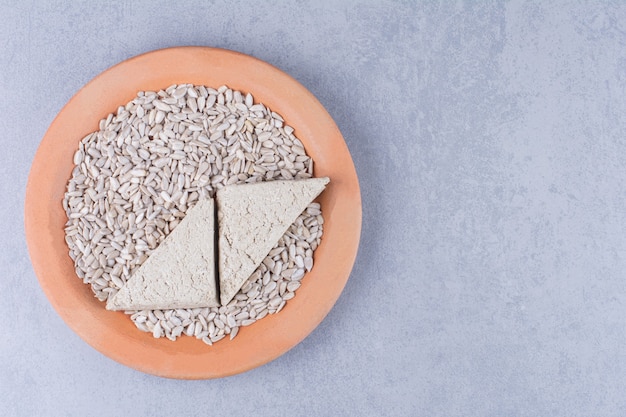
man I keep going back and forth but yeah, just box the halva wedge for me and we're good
[216,177,330,305]
[106,197,219,311]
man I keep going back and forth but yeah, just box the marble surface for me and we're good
[2,1,626,415]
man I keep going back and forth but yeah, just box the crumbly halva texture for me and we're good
[217,177,329,305]
[106,197,219,311]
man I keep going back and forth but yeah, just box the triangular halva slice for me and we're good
[216,177,330,305]
[106,197,219,311]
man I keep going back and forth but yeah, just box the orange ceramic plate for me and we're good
[24,47,361,379]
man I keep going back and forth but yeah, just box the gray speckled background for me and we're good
[2,1,626,416]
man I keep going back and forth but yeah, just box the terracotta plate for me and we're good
[24,47,361,379]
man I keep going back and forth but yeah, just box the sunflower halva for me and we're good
[106,197,219,310]
[106,177,329,311]
[217,177,330,305]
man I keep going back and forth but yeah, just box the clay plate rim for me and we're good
[24,47,361,379]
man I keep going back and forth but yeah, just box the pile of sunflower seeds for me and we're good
[63,84,324,344]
